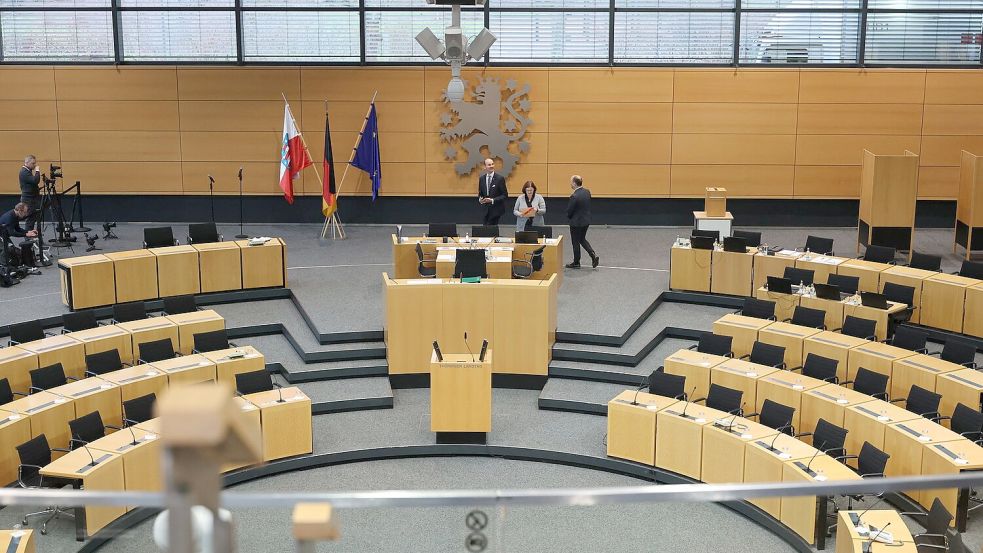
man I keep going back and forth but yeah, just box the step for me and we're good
[538,378,630,416]
[291,377,393,414]
[237,334,388,382]
[553,336,697,368]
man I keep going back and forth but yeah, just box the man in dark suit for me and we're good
[477,158,508,225]
[18,155,41,230]
[565,175,598,269]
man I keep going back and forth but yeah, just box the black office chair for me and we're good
[15,434,74,534]
[122,393,156,426]
[687,333,734,358]
[453,249,487,279]
[929,338,978,369]
[738,297,776,321]
[0,377,27,405]
[85,349,128,376]
[887,326,929,354]
[783,266,815,286]
[882,282,917,331]
[68,411,121,449]
[902,498,952,553]
[908,251,942,272]
[793,353,839,383]
[527,225,553,239]
[786,305,826,329]
[826,274,859,295]
[162,295,198,315]
[470,225,499,238]
[137,338,178,364]
[143,226,178,249]
[235,369,276,396]
[512,246,546,279]
[803,235,834,255]
[415,243,437,278]
[187,222,221,244]
[740,341,786,369]
[845,367,889,401]
[29,363,72,393]
[732,230,761,248]
[829,441,890,513]
[891,385,944,422]
[956,259,983,280]
[950,403,983,443]
[61,310,99,333]
[8,320,49,346]
[838,316,877,341]
[192,329,234,354]
[427,223,457,238]
[861,244,896,264]
[697,383,743,415]
[647,370,687,400]
[112,301,148,324]
[746,399,795,435]
[692,229,720,242]
[798,418,848,459]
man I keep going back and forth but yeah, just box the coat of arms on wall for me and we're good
[438,77,533,178]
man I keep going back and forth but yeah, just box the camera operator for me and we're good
[0,202,40,273]
[19,155,41,230]
[1,203,39,240]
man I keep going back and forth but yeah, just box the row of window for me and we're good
[1,3,981,65]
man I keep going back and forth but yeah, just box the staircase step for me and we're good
[292,377,393,414]
[538,378,629,415]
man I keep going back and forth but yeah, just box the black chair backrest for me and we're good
[925,498,953,536]
[909,251,942,272]
[941,339,977,366]
[692,229,719,241]
[950,403,983,442]
[696,333,733,357]
[123,393,156,425]
[163,295,197,315]
[741,297,776,320]
[29,363,67,392]
[235,369,274,395]
[759,399,795,434]
[826,274,859,295]
[16,434,52,482]
[85,349,124,375]
[958,260,983,280]
[188,222,220,244]
[193,329,230,353]
[790,306,826,329]
[813,418,848,457]
[852,368,889,400]
[706,383,743,415]
[882,282,915,307]
[144,226,175,248]
[802,353,839,383]
[427,223,457,238]
[68,411,106,447]
[470,225,499,238]
[804,235,834,255]
[906,385,942,418]
[138,338,175,363]
[62,310,98,333]
[783,266,815,286]
[529,245,546,273]
[113,301,147,323]
[648,370,686,400]
[527,225,553,239]
[891,326,927,353]
[749,341,786,368]
[841,316,877,340]
[732,230,761,248]
[0,377,13,405]
[454,249,487,279]
[856,442,890,477]
[863,244,896,264]
[9,320,44,344]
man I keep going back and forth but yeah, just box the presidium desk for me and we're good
[391,235,564,286]
[383,273,558,388]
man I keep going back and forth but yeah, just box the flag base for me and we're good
[320,212,346,240]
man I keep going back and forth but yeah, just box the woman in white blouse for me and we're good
[513,180,546,232]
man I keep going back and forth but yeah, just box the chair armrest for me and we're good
[795,431,814,438]
[788,366,803,372]
[889,397,906,404]
[930,414,948,423]
[864,334,877,341]
[28,386,45,394]
[739,354,750,360]
[142,241,148,248]
[68,438,87,449]
[66,376,79,382]
[927,350,942,357]
[137,358,147,365]
[192,348,201,354]
[744,412,759,419]
[776,362,787,370]
[834,454,858,462]
[51,447,71,453]
[961,361,978,369]
[8,339,20,346]
[17,464,45,488]
[105,424,123,431]
[859,471,885,478]
[229,341,239,348]
[781,318,791,323]
[733,309,743,315]
[692,397,707,404]
[60,329,71,335]
[11,390,27,397]
[831,327,842,332]
[686,344,698,350]
[841,379,854,386]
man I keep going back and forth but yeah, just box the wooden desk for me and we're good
[16,334,86,381]
[879,265,936,324]
[883,419,964,483]
[70,325,135,366]
[662,349,728,401]
[202,346,265,387]
[224,398,262,472]
[837,259,891,293]
[384,276,444,375]
[392,235,563,284]
[164,309,225,355]
[0,346,38,397]
[799,383,873,437]
[754,287,800,323]
[843,400,920,457]
[150,354,217,387]
[656,402,727,480]
[513,237,564,283]
[237,238,286,289]
[102,365,167,403]
[58,254,116,310]
[669,244,711,292]
[709,358,776,409]
[0,529,35,553]
[919,438,983,530]
[711,248,755,296]
[757,321,822,369]
[701,417,777,484]
[794,254,846,288]
[194,241,242,293]
[890,354,963,403]
[711,313,772,359]
[0,409,31,485]
[149,245,200,297]
[88,421,162,503]
[105,250,158,303]
[752,251,802,293]
[920,273,978,333]
[245,386,313,460]
[798,295,844,332]
[846,342,914,384]
[744,435,816,518]
[435,247,513,279]
[803,331,867,384]
[782,455,860,547]
[841,299,908,341]
[964,283,983,338]
[755,372,825,430]
[4,391,74,453]
[40,448,125,540]
[835,511,916,553]
[429,352,491,440]
[606,391,679,465]
[936,369,983,421]
[50,378,122,428]
[116,317,179,364]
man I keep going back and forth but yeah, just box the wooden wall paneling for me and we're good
[548,163,670,197]
[331,161,428,197]
[671,165,795,197]
[920,136,983,167]
[924,71,983,104]
[0,101,58,130]
[60,131,181,161]
[672,70,799,103]
[794,135,921,166]
[302,68,425,102]
[549,133,671,164]
[303,131,426,165]
[671,134,796,165]
[54,67,178,100]
[305,101,425,133]
[0,68,56,100]
[180,131,281,162]
[66,162,184,194]
[177,68,301,101]
[424,162,543,197]
[796,104,924,135]
[797,70,926,104]
[57,100,180,131]
[919,166,960,199]
[425,132,545,165]
[672,103,797,134]
[922,105,983,136]
[793,166,862,197]
[547,69,674,103]
[549,102,672,134]
[0,131,61,162]
[424,67,550,103]
[178,101,284,132]
[182,161,279,195]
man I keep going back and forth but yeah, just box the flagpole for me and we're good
[321,99,346,240]
[322,90,378,239]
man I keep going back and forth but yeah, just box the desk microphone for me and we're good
[806,441,825,473]
[631,376,650,406]
[725,402,745,429]
[237,166,243,180]
[863,522,892,553]
[463,332,475,362]
[80,442,98,468]
[271,375,285,404]
[680,386,698,418]
[208,175,215,185]
[123,418,141,446]
[768,430,783,451]
[856,496,887,524]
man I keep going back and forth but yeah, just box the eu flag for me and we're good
[352,103,382,201]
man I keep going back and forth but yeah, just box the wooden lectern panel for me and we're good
[384,276,443,374]
[956,151,983,257]
[859,149,918,252]
[430,353,492,433]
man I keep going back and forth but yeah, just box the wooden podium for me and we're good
[858,149,918,253]
[430,351,491,444]
[956,150,983,259]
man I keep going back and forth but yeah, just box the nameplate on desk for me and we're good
[174,315,215,324]
[25,400,58,413]
[811,391,842,403]
[947,374,983,389]
[792,461,819,478]
[72,385,105,397]
[721,320,762,329]
[118,372,157,384]
[810,337,848,346]
[133,322,171,330]
[896,423,930,441]
[442,362,484,369]
[933,444,969,465]
[85,330,124,340]
[76,454,113,473]
[855,347,894,359]
[754,440,790,458]
[611,399,660,409]
[764,377,799,388]
[165,361,209,372]
[33,341,73,352]
[0,414,21,425]
[664,410,705,423]
[853,405,888,421]
[901,360,944,373]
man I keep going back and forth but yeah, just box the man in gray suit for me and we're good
[478,158,508,225]
[565,175,598,269]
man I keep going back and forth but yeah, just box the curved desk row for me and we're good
[390,235,564,285]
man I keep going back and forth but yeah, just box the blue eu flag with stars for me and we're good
[352,103,382,201]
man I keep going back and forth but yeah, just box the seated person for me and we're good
[0,203,38,240]
[0,203,40,272]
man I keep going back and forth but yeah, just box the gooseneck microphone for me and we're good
[123,418,141,446]
[863,522,892,553]
[806,441,826,473]
[631,376,650,406]
[80,442,98,468]
[680,386,698,417]
[769,429,783,451]
[857,495,887,523]
[464,332,475,362]
[726,402,746,428]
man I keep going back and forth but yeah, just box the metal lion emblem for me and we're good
[439,77,533,178]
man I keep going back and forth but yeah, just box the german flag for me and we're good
[322,110,337,218]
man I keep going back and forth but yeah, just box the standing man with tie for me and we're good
[18,155,41,231]
[566,175,599,269]
[478,158,508,225]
